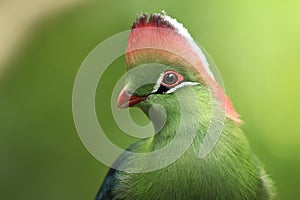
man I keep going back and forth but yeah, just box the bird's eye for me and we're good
[161,70,184,87]
[163,73,178,85]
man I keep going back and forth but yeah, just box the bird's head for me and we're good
[118,12,242,124]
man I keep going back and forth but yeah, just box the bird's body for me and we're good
[96,12,274,200]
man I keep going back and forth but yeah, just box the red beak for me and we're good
[117,85,146,108]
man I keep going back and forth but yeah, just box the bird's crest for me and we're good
[132,13,176,30]
[126,12,242,124]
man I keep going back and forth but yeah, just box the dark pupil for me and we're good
[163,73,178,85]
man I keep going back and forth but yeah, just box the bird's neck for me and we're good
[143,86,215,150]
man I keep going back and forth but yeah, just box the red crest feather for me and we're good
[126,13,242,124]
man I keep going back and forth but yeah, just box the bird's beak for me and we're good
[118,85,146,108]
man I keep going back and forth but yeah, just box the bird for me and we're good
[95,12,275,200]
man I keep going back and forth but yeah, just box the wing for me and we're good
[95,167,118,200]
[95,139,149,200]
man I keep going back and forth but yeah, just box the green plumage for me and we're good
[97,83,274,200]
[96,12,275,200]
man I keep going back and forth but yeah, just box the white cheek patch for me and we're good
[166,82,199,94]
[151,72,164,93]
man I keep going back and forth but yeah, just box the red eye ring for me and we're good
[161,70,184,88]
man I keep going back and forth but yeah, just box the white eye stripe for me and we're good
[165,81,199,94]
[151,72,164,93]
[152,72,199,94]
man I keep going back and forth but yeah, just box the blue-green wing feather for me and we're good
[95,168,117,200]
[95,139,148,200]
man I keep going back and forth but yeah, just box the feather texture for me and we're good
[95,12,274,200]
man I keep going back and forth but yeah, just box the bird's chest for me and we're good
[114,154,210,200]
[112,149,258,200]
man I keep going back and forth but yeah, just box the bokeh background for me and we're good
[0,0,299,199]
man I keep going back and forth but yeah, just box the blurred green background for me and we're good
[0,0,299,199]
